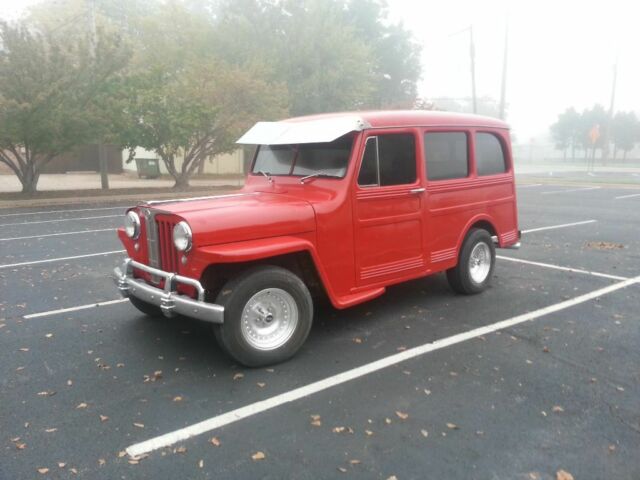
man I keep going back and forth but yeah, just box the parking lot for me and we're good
[1,182,639,479]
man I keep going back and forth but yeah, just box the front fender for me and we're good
[193,235,318,264]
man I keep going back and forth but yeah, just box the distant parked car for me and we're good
[114,111,520,366]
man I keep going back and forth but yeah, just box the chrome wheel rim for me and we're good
[240,288,299,351]
[469,242,491,284]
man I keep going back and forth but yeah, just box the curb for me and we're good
[0,186,240,210]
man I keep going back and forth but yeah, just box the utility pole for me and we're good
[450,25,477,114]
[602,59,618,163]
[88,0,109,190]
[469,25,477,114]
[498,18,509,120]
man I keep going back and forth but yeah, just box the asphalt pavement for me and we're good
[1,182,639,480]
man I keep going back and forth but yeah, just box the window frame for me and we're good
[422,129,472,183]
[355,129,420,190]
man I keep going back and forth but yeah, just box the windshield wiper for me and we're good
[299,172,340,183]
[257,170,273,184]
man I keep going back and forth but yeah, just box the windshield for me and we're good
[252,134,354,178]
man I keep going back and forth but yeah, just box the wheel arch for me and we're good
[455,215,499,254]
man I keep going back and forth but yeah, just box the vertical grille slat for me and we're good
[155,215,180,273]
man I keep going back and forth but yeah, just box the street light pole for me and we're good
[499,19,509,120]
[469,25,477,114]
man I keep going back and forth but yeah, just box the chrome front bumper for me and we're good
[113,258,224,324]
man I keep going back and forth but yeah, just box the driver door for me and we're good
[352,129,426,286]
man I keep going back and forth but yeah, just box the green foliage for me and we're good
[0,18,130,193]
[117,1,288,188]
[212,0,421,115]
[550,107,580,152]
[611,111,639,158]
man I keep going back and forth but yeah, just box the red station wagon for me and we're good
[114,111,520,366]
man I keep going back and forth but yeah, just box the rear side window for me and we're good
[476,133,507,175]
[357,134,416,187]
[424,132,468,181]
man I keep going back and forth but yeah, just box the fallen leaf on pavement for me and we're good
[352,337,362,344]
[99,415,109,422]
[98,458,106,466]
[133,422,144,428]
[395,411,409,420]
[420,429,428,437]
[386,476,398,480]
[257,382,266,388]
[349,459,361,465]
[446,423,458,430]
[44,428,57,433]
[251,451,266,461]
[338,467,347,473]
[210,437,221,447]
[173,396,183,402]
[45,333,53,338]
[552,406,564,413]
[556,469,574,480]
[332,426,346,433]
[117,451,127,458]
[16,442,27,450]
[76,402,88,409]
[58,462,66,468]
[233,373,244,380]
[19,348,29,352]
[175,446,187,454]
[199,459,204,468]
[37,468,49,474]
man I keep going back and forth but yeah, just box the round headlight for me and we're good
[124,211,141,239]
[173,221,192,252]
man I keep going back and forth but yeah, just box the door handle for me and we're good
[409,188,425,194]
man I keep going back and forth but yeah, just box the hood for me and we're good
[145,192,316,247]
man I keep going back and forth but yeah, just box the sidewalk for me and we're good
[0,173,244,209]
[0,172,244,193]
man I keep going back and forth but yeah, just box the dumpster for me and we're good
[135,158,161,179]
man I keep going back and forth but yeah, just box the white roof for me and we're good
[236,116,370,145]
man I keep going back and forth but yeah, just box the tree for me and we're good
[0,19,130,193]
[118,2,288,189]
[611,111,639,160]
[211,0,422,115]
[550,107,580,159]
[346,0,422,108]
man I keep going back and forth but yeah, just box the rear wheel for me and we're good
[128,296,163,317]
[213,266,313,367]
[446,228,495,294]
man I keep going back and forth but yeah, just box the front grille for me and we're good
[155,215,180,273]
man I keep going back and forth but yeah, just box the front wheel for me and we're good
[213,266,313,367]
[446,228,495,294]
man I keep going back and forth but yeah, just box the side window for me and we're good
[357,134,416,187]
[476,132,507,175]
[357,137,379,186]
[424,132,468,181]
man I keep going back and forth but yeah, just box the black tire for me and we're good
[213,266,313,367]
[128,296,163,318]
[446,228,495,295]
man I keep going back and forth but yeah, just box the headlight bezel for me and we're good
[124,211,141,239]
[173,221,193,252]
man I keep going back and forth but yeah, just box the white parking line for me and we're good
[0,228,115,242]
[0,215,121,227]
[615,193,640,200]
[497,255,627,281]
[0,250,125,269]
[125,274,640,458]
[541,186,601,195]
[23,299,128,319]
[517,183,542,188]
[521,219,596,234]
[0,206,126,218]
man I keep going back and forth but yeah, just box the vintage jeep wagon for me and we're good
[114,111,520,366]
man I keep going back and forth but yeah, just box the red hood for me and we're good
[143,192,316,247]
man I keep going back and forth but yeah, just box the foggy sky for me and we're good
[2,0,638,142]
